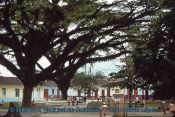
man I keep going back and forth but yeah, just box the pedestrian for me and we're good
[67,97,70,106]
[72,97,75,106]
[83,96,86,104]
[76,96,79,105]
[98,96,100,101]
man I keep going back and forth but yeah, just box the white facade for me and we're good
[0,85,45,102]
[67,88,78,96]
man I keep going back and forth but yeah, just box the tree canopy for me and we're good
[0,0,158,106]
[134,0,175,99]
[71,72,97,96]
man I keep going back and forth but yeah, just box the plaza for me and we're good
[0,100,174,117]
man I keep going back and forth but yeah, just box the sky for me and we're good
[78,58,123,76]
[0,58,123,77]
[0,65,14,77]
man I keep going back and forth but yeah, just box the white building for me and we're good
[0,76,44,102]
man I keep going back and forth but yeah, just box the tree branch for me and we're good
[0,54,22,78]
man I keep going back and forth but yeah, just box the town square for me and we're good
[0,0,175,117]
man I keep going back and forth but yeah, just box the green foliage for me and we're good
[0,102,21,109]
[134,0,175,99]
[95,71,105,79]
[0,0,159,106]
[145,101,161,108]
[108,55,138,89]
[109,69,126,79]
[87,101,102,108]
[72,72,97,93]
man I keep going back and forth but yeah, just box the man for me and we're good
[83,96,86,104]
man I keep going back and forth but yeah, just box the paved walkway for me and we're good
[128,112,174,117]
[37,112,174,117]
[0,109,41,117]
[1,100,175,117]
[0,109,8,116]
[1,109,174,117]
[38,112,108,117]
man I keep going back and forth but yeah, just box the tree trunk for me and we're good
[57,75,72,100]
[61,90,68,100]
[145,89,149,100]
[22,84,33,107]
[87,89,91,97]
[59,85,69,100]
[21,59,35,107]
[129,88,133,107]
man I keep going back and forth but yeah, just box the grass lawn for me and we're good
[87,100,161,109]
[129,116,149,117]
[0,102,22,109]
[145,100,161,108]
[87,101,102,108]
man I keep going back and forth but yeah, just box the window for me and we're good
[37,88,40,91]
[52,89,54,94]
[2,88,6,97]
[115,89,120,93]
[15,89,20,97]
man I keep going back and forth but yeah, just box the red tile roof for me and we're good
[0,76,123,87]
[97,79,108,86]
[43,80,57,87]
[0,76,22,85]
[0,76,57,87]
[97,78,124,87]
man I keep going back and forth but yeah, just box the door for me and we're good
[44,89,48,100]
[101,89,105,98]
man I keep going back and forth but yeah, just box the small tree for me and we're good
[71,72,97,96]
[108,55,138,107]
[95,71,105,79]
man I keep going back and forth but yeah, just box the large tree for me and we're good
[0,0,157,106]
[37,0,159,100]
[134,0,175,99]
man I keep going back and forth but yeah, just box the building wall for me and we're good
[111,87,125,95]
[0,84,154,102]
[65,87,154,101]
[0,85,45,102]
[0,85,23,102]
[44,86,59,96]
[67,88,78,96]
[44,86,62,100]
[66,86,125,98]
[32,86,44,101]
[124,88,154,100]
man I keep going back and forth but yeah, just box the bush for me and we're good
[87,101,102,108]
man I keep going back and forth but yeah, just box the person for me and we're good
[91,97,94,102]
[162,101,166,114]
[32,99,35,106]
[51,94,55,99]
[136,96,139,102]
[67,97,70,106]
[140,100,145,108]
[98,96,100,101]
[135,97,139,108]
[83,96,86,104]
[76,96,79,105]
